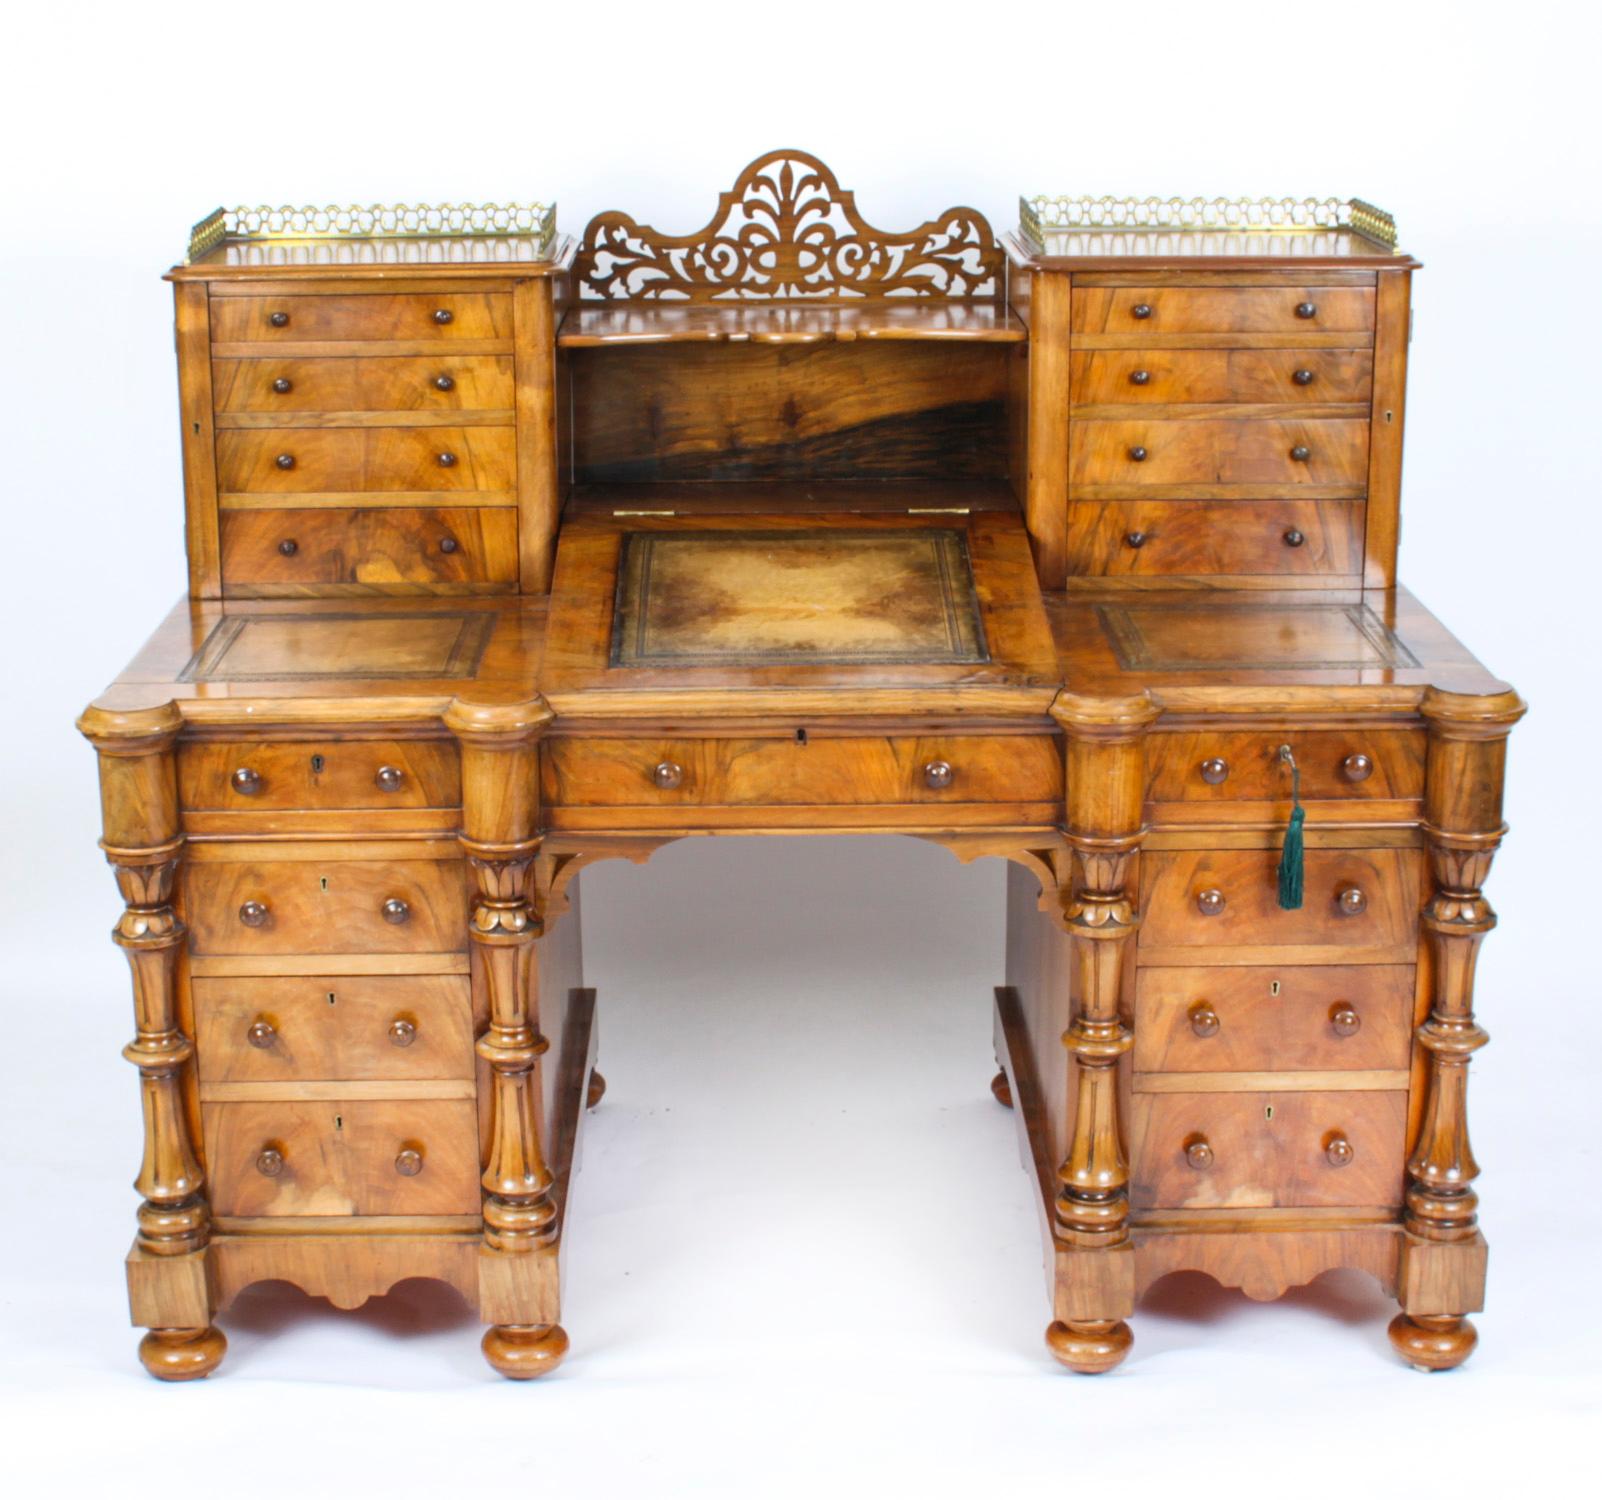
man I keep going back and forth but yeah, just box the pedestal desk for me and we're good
[79,155,1523,1380]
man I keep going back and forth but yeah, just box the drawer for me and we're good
[1130,1090,1407,1209]
[1069,349,1373,406]
[1066,499,1361,577]
[1070,419,1370,488]
[220,507,518,592]
[215,427,516,494]
[1133,965,1415,1073]
[193,976,474,1083]
[179,738,461,811]
[1071,286,1375,336]
[1147,729,1425,805]
[184,856,470,955]
[209,293,513,345]
[204,1099,480,1217]
[212,355,514,413]
[1139,848,1421,961]
[541,734,1063,807]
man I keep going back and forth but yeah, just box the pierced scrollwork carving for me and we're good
[575,150,1003,301]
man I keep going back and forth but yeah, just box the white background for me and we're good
[2,1,1599,1493]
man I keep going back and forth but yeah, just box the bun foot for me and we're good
[587,1069,607,1109]
[482,1322,569,1380]
[138,1325,227,1381]
[1388,1313,1478,1371]
[1046,1318,1131,1374]
[990,1069,1014,1108]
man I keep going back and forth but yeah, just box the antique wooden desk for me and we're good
[80,155,1523,1381]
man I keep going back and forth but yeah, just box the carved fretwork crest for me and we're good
[574,149,1003,300]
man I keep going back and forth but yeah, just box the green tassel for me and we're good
[1277,749,1305,910]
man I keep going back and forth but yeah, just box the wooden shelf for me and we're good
[566,478,1021,517]
[557,301,1025,347]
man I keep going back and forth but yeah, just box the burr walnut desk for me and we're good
[80,155,1523,1381]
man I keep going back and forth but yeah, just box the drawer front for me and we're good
[209,293,513,345]
[1067,499,1361,577]
[215,427,516,494]
[1147,730,1425,804]
[1070,419,1370,488]
[180,739,461,811]
[541,734,1063,808]
[212,355,514,414]
[185,857,470,955]
[205,1099,480,1217]
[1069,349,1374,406]
[220,507,518,592]
[1140,848,1421,958]
[1133,965,1415,1073]
[1130,1090,1407,1209]
[193,975,474,1083]
[1071,286,1376,336]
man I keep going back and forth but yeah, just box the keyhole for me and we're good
[795,728,808,746]
[310,754,326,774]
[326,992,337,1006]
[319,876,329,892]
[1265,1105,1275,1122]
[334,1115,343,1131]
[1270,979,1281,998]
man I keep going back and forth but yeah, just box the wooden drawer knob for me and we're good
[1324,1133,1355,1168]
[394,1147,424,1177]
[1132,302,1153,320]
[246,1019,276,1049]
[1184,1135,1214,1170]
[1123,531,1148,549]
[1127,445,1148,462]
[278,538,299,556]
[375,764,405,792]
[438,535,459,554]
[1196,888,1226,917]
[1336,886,1368,916]
[268,311,289,328]
[238,900,270,928]
[1290,445,1311,463]
[1129,369,1152,385]
[432,308,454,325]
[924,760,954,790]
[231,766,262,796]
[433,373,455,391]
[1199,757,1228,785]
[1292,368,1315,386]
[389,1018,417,1048]
[272,376,292,394]
[255,1146,284,1177]
[1341,752,1373,782]
[652,760,683,790]
[1295,301,1317,319]
[1329,1004,1362,1037]
[381,897,411,925]
[1187,1002,1220,1038]
[275,452,295,470]
[1283,529,1306,548]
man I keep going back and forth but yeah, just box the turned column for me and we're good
[445,696,569,1379]
[1046,691,1161,1374]
[79,702,224,1381]
[1389,686,1525,1371]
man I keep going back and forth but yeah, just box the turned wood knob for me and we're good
[381,897,410,925]
[1341,752,1373,782]
[924,760,954,790]
[272,376,292,394]
[268,311,289,328]
[437,451,457,468]
[653,761,683,790]
[275,452,295,470]
[278,538,299,557]
[1199,757,1229,785]
[432,308,454,325]
[433,373,455,391]
[1337,886,1368,916]
[1290,444,1311,462]
[255,1147,284,1177]
[1293,368,1315,386]
[1132,302,1153,319]
[389,1018,417,1048]
[1188,1002,1220,1038]
[1196,888,1226,917]
[394,1147,424,1177]
[1128,445,1148,462]
[1124,531,1148,549]
[1184,1135,1214,1170]
[375,764,405,792]
[438,535,459,554]
[1330,1003,1362,1037]
[1325,1134,1355,1168]
[231,766,262,796]
[1129,369,1152,385]
[1283,529,1306,548]
[238,900,270,928]
[246,1019,276,1049]
[1295,301,1317,319]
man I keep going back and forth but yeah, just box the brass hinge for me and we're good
[906,506,971,515]
[612,509,677,517]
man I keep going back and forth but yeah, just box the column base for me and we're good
[1045,1318,1131,1374]
[1388,1313,1478,1371]
[482,1322,569,1379]
[138,1325,227,1381]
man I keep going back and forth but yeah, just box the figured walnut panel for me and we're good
[179,738,460,810]
[212,355,514,414]
[1094,600,1418,672]
[1068,499,1362,578]
[216,427,515,494]
[1069,349,1373,407]
[1070,419,1370,488]
[1071,286,1375,335]
[1146,728,1424,804]
[209,293,513,343]
[178,610,496,682]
